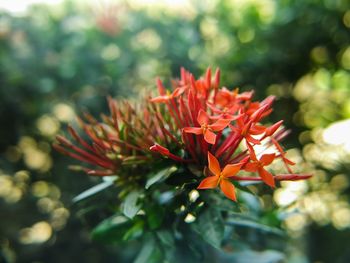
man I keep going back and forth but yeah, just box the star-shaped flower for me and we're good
[183,110,231,144]
[244,142,276,187]
[197,152,242,201]
[150,86,186,103]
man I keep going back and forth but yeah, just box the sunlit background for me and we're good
[0,0,350,262]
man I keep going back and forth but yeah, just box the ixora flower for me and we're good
[54,67,311,202]
[183,109,231,144]
[197,152,243,201]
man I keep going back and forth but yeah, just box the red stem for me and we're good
[229,174,312,181]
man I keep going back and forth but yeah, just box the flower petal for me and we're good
[197,109,209,125]
[229,124,239,133]
[204,129,216,144]
[245,134,261,145]
[265,120,283,136]
[249,125,266,135]
[206,102,222,114]
[183,127,203,135]
[258,167,275,188]
[220,179,237,201]
[208,152,221,176]
[243,162,258,172]
[236,116,245,129]
[283,157,296,165]
[246,142,258,161]
[172,86,186,97]
[260,153,275,166]
[197,175,219,189]
[221,163,242,178]
[250,103,270,122]
[209,118,232,131]
[150,95,170,103]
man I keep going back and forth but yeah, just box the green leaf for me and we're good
[122,190,141,219]
[145,166,177,189]
[91,215,132,243]
[200,191,239,213]
[133,236,161,263]
[234,181,259,196]
[225,219,285,236]
[156,230,174,248]
[72,180,114,203]
[157,191,175,204]
[219,249,285,263]
[156,230,176,261]
[164,168,197,187]
[123,220,144,241]
[192,209,224,249]
[146,204,165,230]
[261,210,283,226]
[238,191,261,212]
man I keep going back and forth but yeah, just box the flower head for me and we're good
[55,67,311,202]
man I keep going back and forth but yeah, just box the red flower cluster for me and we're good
[54,67,311,201]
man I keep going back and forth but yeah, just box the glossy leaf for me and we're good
[122,220,144,241]
[91,215,132,243]
[145,166,177,189]
[165,168,197,186]
[192,209,224,249]
[133,238,155,263]
[226,219,285,236]
[72,180,115,203]
[133,236,162,263]
[122,190,141,219]
[146,204,165,230]
[212,249,285,263]
[156,230,176,261]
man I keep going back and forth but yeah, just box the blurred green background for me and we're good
[0,0,350,262]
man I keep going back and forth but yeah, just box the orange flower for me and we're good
[207,102,240,120]
[244,142,276,187]
[197,152,242,201]
[183,109,231,144]
[215,87,253,108]
[270,137,295,173]
[150,86,186,103]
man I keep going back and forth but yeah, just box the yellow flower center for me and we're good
[201,123,212,132]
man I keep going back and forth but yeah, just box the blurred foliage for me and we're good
[0,0,350,262]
